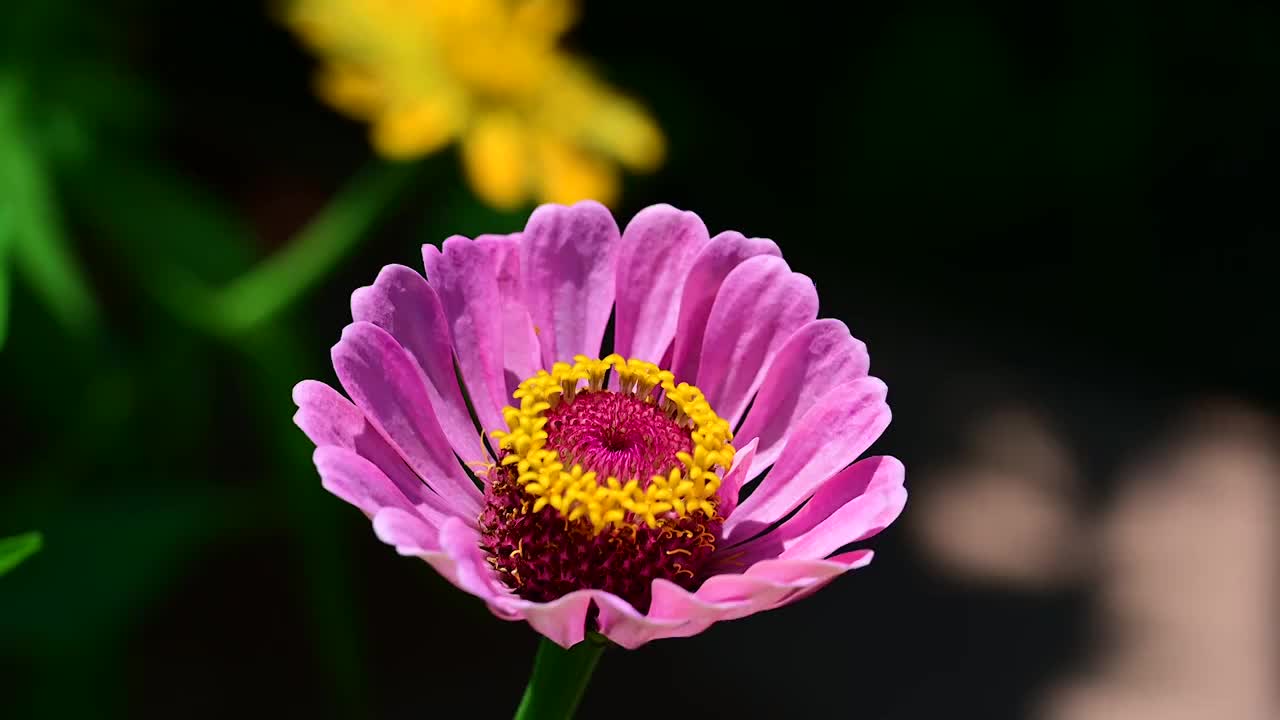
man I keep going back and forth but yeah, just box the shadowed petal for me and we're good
[331,322,482,516]
[423,238,510,437]
[293,380,434,507]
[351,264,485,462]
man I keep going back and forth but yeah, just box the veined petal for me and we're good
[315,446,453,529]
[520,201,620,365]
[350,264,485,463]
[723,376,890,543]
[735,319,870,476]
[670,231,780,383]
[294,380,425,503]
[695,255,819,427]
[423,237,510,437]
[479,234,542,396]
[331,322,483,516]
[612,204,710,363]
[721,456,905,567]
[717,437,759,521]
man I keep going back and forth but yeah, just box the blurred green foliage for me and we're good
[0,1,539,714]
[0,532,41,576]
[0,73,99,343]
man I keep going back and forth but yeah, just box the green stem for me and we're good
[208,159,418,334]
[514,636,607,720]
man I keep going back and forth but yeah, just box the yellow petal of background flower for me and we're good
[315,63,385,119]
[534,64,665,173]
[586,95,665,172]
[512,0,578,37]
[371,93,464,159]
[535,135,619,208]
[462,112,532,210]
[283,0,663,207]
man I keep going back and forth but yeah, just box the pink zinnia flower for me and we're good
[293,202,907,649]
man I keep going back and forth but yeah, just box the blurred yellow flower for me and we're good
[283,0,665,209]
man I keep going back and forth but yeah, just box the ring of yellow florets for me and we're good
[489,354,736,534]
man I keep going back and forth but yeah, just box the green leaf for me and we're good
[0,76,99,335]
[69,152,419,338]
[212,159,420,333]
[0,202,11,349]
[0,531,42,576]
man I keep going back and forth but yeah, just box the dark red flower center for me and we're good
[480,387,722,610]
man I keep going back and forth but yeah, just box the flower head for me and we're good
[282,0,664,209]
[294,202,907,648]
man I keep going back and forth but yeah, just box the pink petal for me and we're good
[695,255,819,427]
[612,205,711,363]
[350,264,485,463]
[515,592,595,649]
[765,550,875,608]
[374,511,513,604]
[314,446,454,529]
[434,516,514,601]
[717,437,759,520]
[371,505,441,553]
[671,575,784,624]
[520,201,620,366]
[669,232,781,383]
[375,509,595,645]
[479,234,541,395]
[724,456,905,566]
[592,589,689,649]
[293,380,433,507]
[422,238,510,437]
[592,551,878,647]
[745,551,875,585]
[723,376,890,543]
[331,322,482,517]
[734,319,870,475]
[781,485,906,560]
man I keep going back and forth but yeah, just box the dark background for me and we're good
[2,1,1276,718]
